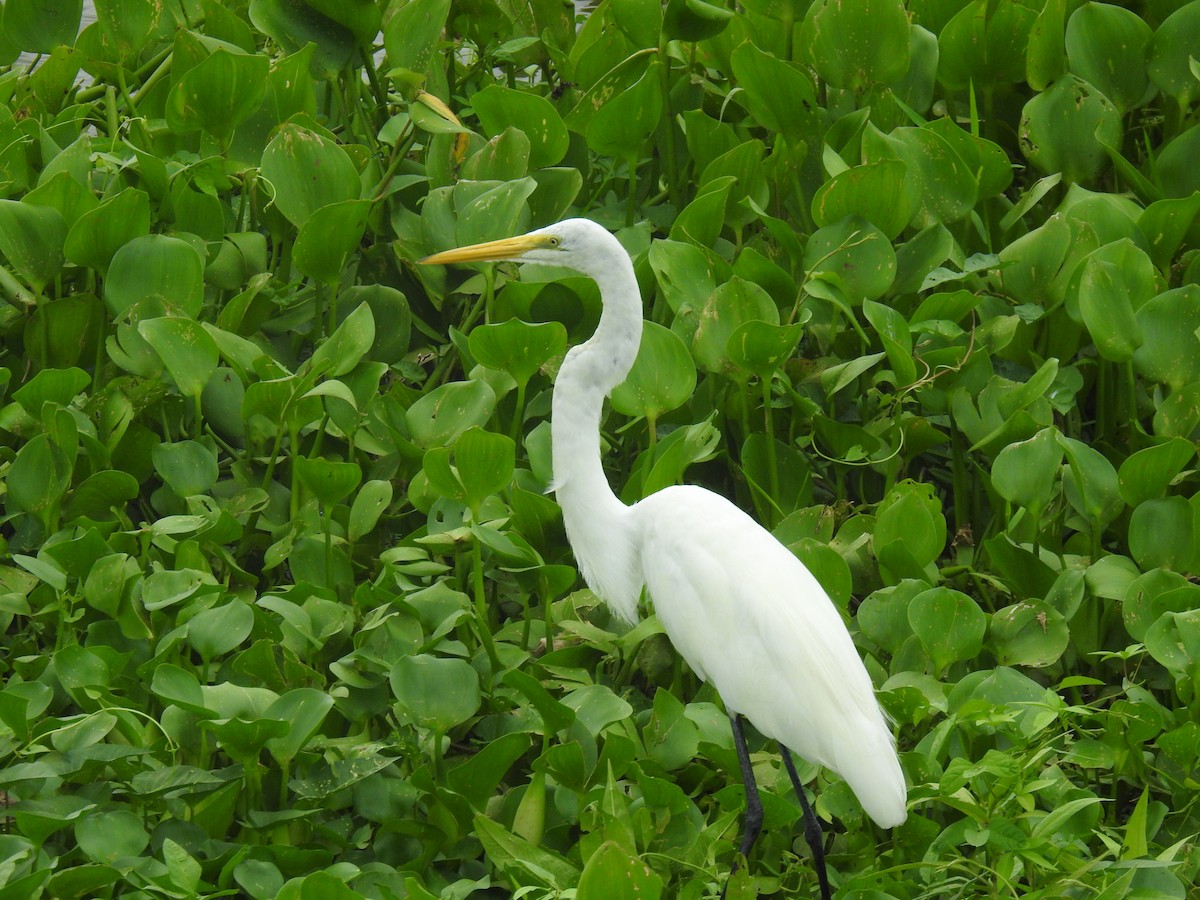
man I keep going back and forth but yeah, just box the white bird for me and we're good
[422,218,907,898]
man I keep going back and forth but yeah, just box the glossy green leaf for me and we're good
[992,427,1063,512]
[1059,435,1124,530]
[295,457,362,506]
[348,480,393,542]
[1146,1,1200,104]
[1128,496,1194,571]
[938,0,1036,90]
[1065,2,1153,112]
[989,601,1070,667]
[293,199,372,285]
[139,317,220,400]
[577,840,664,899]
[585,64,662,159]
[187,600,255,663]
[261,123,361,229]
[691,277,778,377]
[94,0,161,61]
[390,654,481,732]
[813,160,911,240]
[63,189,151,276]
[456,178,538,247]
[1073,239,1151,361]
[1133,286,1200,391]
[166,48,270,143]
[726,320,803,381]
[406,379,497,449]
[804,216,897,302]
[1118,438,1196,506]
[611,322,697,421]
[263,688,335,765]
[2,0,83,53]
[152,441,219,497]
[0,200,67,292]
[469,318,567,387]
[382,0,450,74]
[473,86,569,170]
[106,235,205,318]
[908,587,987,675]
[75,810,149,865]
[662,0,733,42]
[1019,75,1123,183]
[800,0,910,91]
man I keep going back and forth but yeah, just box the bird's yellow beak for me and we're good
[419,233,551,265]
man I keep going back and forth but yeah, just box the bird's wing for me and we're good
[634,484,907,827]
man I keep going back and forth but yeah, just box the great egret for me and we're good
[421,218,907,897]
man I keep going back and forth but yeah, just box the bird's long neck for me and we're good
[551,240,644,624]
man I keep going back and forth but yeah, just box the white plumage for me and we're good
[422,218,907,893]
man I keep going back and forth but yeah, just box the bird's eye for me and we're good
[547,236,561,247]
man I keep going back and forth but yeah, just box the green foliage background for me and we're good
[1,0,1199,896]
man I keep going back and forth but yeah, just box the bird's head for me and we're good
[419,218,617,275]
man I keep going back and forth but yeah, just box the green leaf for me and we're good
[469,318,567,388]
[691,277,779,377]
[75,810,149,865]
[389,654,481,732]
[6,434,73,520]
[805,216,897,302]
[473,86,569,170]
[472,814,581,889]
[610,322,696,421]
[908,587,987,675]
[800,0,910,91]
[989,601,1069,667]
[1065,1,1153,112]
[348,480,393,542]
[263,688,334,765]
[382,0,450,74]
[309,301,376,377]
[726,320,804,382]
[406,379,497,449]
[875,480,946,575]
[152,441,219,497]
[96,0,162,58]
[585,63,662,159]
[106,235,205,318]
[187,600,255,663]
[0,199,67,292]
[577,840,664,899]
[295,457,363,506]
[293,199,372,285]
[261,123,361,229]
[166,48,270,143]
[1118,438,1196,506]
[662,0,733,42]
[455,178,538,247]
[1133,286,1200,391]
[1073,239,1150,361]
[63,188,150,276]
[1146,1,1200,105]
[813,161,911,240]
[730,43,820,149]
[1019,75,1123,184]
[2,0,82,53]
[139,317,221,400]
[938,0,1036,90]
[1128,496,1194,571]
[992,426,1063,512]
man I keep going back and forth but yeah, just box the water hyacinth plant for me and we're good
[0,0,1199,897]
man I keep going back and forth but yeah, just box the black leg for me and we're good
[780,745,832,900]
[721,713,763,899]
